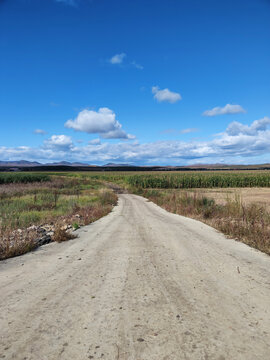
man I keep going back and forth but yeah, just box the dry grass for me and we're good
[0,177,67,198]
[140,189,270,255]
[99,188,119,205]
[0,228,38,260]
[0,177,118,260]
[186,187,270,211]
[52,226,77,243]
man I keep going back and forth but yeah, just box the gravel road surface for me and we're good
[0,194,270,360]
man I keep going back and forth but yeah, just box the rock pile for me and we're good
[25,223,74,246]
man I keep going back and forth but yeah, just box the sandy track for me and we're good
[0,194,270,360]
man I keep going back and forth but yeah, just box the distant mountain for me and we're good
[181,163,270,169]
[0,160,92,167]
[0,160,41,167]
[103,163,135,167]
[1,160,270,171]
[45,161,89,167]
[0,160,134,168]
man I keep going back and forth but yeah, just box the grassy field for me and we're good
[0,173,117,259]
[1,170,270,259]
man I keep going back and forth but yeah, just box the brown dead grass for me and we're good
[0,186,118,260]
[0,228,38,260]
[187,187,270,211]
[52,226,77,243]
[140,189,270,255]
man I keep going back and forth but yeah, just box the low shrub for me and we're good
[0,229,38,260]
[99,189,118,206]
[52,226,77,243]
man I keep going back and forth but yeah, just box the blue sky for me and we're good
[0,0,270,165]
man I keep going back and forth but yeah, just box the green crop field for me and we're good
[0,173,50,184]
[2,170,270,189]
[126,172,270,189]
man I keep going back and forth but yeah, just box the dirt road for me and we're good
[1,194,270,360]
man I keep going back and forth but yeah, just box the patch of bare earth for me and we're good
[187,187,270,211]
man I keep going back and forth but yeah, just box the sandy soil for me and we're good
[186,187,270,210]
[0,194,270,360]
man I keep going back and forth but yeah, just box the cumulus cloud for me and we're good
[34,129,47,135]
[65,107,135,139]
[152,86,182,103]
[110,53,126,64]
[44,135,73,150]
[88,138,101,145]
[225,117,270,136]
[209,117,270,158]
[2,117,270,165]
[203,104,246,116]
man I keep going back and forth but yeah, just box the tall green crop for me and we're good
[0,173,50,184]
[126,173,270,189]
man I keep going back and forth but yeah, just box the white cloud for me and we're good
[2,118,270,165]
[180,128,199,134]
[131,61,143,70]
[110,53,126,64]
[65,107,135,139]
[225,117,270,136]
[34,129,47,135]
[44,135,73,150]
[152,86,182,103]
[109,54,143,69]
[88,138,101,145]
[203,104,246,116]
